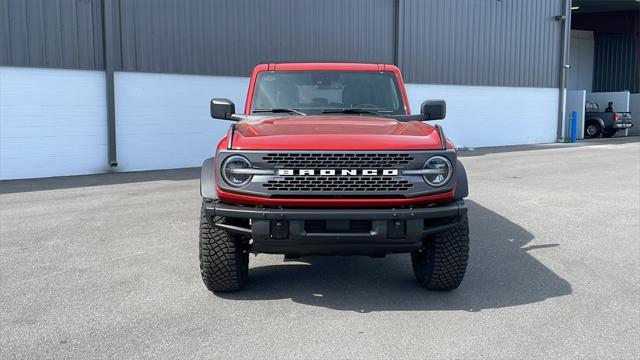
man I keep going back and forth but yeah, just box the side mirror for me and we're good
[210,98,236,120]
[421,100,446,120]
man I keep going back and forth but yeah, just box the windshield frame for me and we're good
[247,69,409,116]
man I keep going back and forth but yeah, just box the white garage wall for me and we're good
[1,69,561,179]
[405,84,559,148]
[115,74,560,169]
[566,90,587,140]
[0,67,108,180]
[114,72,249,171]
[568,30,594,92]
[587,91,630,112]
[628,94,640,136]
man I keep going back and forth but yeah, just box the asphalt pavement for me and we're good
[1,138,639,359]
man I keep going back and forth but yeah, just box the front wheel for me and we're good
[199,201,249,292]
[411,213,470,290]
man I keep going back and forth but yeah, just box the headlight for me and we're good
[221,155,253,187]
[422,156,452,187]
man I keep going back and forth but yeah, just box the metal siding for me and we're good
[117,0,395,76]
[102,0,121,70]
[399,0,563,87]
[0,0,12,64]
[1,0,564,87]
[593,33,639,93]
[0,0,103,69]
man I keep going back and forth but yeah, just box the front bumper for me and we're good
[203,200,467,256]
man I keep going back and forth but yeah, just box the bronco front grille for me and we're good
[263,176,413,192]
[262,153,414,169]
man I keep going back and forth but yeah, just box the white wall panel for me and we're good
[0,67,108,180]
[116,74,560,172]
[566,90,587,140]
[628,94,640,136]
[405,84,559,148]
[114,72,249,171]
[587,91,630,112]
[568,30,594,92]
[2,70,563,179]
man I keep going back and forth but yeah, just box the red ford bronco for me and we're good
[199,62,469,292]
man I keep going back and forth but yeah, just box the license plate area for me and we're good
[304,220,372,233]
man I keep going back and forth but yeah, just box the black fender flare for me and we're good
[454,160,468,200]
[200,157,218,200]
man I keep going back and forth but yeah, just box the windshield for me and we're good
[250,71,405,115]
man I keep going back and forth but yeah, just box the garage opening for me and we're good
[566,0,639,140]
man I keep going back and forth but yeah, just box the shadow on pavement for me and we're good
[219,201,571,312]
[0,167,200,194]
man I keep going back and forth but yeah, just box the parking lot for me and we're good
[1,138,639,359]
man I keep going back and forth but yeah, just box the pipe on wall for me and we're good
[102,0,119,167]
[557,0,572,142]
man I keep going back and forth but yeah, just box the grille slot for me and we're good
[264,176,413,192]
[305,220,326,233]
[349,220,372,233]
[262,153,414,169]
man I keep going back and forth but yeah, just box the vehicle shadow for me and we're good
[218,200,572,312]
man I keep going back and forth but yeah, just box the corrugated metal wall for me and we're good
[0,0,105,69]
[592,33,639,93]
[1,0,564,87]
[117,0,396,76]
[398,0,562,87]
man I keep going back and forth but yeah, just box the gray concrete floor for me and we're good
[1,138,639,359]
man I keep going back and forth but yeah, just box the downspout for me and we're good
[393,0,401,66]
[102,0,119,167]
[556,0,572,142]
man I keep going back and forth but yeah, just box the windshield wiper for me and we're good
[253,108,307,116]
[321,108,390,117]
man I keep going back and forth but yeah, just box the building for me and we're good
[1,0,638,180]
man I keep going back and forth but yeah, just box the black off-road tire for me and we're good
[199,201,249,292]
[602,129,617,138]
[411,213,469,290]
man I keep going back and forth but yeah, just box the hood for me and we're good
[231,115,443,150]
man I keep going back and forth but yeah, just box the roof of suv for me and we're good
[256,62,398,72]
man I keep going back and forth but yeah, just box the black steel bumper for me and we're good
[203,200,467,256]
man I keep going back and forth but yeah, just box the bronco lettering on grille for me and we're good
[277,169,399,176]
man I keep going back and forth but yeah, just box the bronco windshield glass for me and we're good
[251,71,405,115]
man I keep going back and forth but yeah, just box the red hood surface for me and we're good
[231,116,443,150]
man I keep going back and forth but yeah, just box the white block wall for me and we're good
[405,84,559,148]
[1,67,561,179]
[1,67,108,180]
[568,30,594,92]
[114,72,249,172]
[566,90,587,140]
[587,91,630,112]
[629,94,640,136]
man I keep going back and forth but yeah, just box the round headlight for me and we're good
[221,155,253,187]
[423,156,452,187]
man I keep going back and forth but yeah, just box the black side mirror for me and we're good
[210,98,236,120]
[421,100,446,120]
